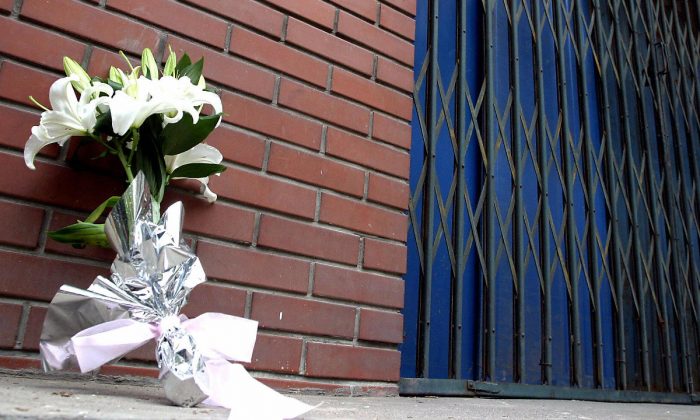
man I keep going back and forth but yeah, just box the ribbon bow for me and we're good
[55,312,312,420]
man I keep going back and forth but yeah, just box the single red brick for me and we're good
[379,3,416,40]
[0,201,43,249]
[320,193,407,241]
[21,0,160,55]
[0,0,11,12]
[377,56,414,93]
[45,212,116,262]
[106,0,227,48]
[363,237,407,274]
[230,27,327,88]
[123,341,156,362]
[197,241,310,293]
[313,264,404,308]
[332,68,412,121]
[21,306,47,351]
[0,17,85,71]
[265,0,336,30]
[221,91,323,150]
[328,0,377,21]
[168,36,276,100]
[162,192,256,244]
[101,364,158,378]
[359,308,403,343]
[210,167,317,219]
[278,79,370,134]
[337,11,413,66]
[305,342,401,381]
[0,105,58,157]
[0,302,22,349]
[247,334,302,374]
[0,251,104,302]
[182,283,247,318]
[86,47,138,77]
[0,153,124,213]
[250,292,355,338]
[367,172,409,210]
[267,143,365,197]
[183,0,284,37]
[0,61,57,108]
[326,128,410,178]
[0,355,41,370]
[372,112,412,149]
[205,124,266,169]
[382,0,416,16]
[285,18,374,76]
[257,215,360,265]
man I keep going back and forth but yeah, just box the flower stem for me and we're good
[116,146,134,182]
[128,128,139,165]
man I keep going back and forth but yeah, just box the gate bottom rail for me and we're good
[399,379,700,405]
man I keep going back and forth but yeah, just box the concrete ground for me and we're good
[0,370,698,419]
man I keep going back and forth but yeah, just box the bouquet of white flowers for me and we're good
[25,47,225,248]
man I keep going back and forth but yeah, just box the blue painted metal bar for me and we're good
[509,0,525,384]
[419,0,440,379]
[532,0,552,385]
[453,0,468,380]
[484,0,497,381]
[553,0,582,387]
[573,0,604,388]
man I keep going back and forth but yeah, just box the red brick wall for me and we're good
[0,0,415,395]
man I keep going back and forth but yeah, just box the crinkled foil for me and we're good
[40,173,208,405]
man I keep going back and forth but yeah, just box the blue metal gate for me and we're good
[401,0,700,403]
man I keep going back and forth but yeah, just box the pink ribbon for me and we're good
[70,313,258,373]
[66,313,313,419]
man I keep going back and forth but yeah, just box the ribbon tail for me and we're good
[200,360,314,420]
[71,318,156,373]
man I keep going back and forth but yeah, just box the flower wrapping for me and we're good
[39,173,313,419]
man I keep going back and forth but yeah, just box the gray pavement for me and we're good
[0,369,698,419]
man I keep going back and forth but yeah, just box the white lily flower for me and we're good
[147,76,222,125]
[109,76,160,135]
[24,76,112,169]
[109,75,222,136]
[165,143,223,203]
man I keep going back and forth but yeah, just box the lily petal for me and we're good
[24,125,71,170]
[165,143,223,173]
[165,143,223,203]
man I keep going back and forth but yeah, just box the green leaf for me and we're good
[48,222,110,248]
[107,79,123,92]
[93,111,115,136]
[175,53,191,75]
[170,163,226,179]
[160,113,221,155]
[131,115,167,202]
[179,58,204,86]
[84,196,121,224]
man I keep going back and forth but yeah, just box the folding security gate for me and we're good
[401,0,700,403]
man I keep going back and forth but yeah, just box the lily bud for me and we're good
[141,48,159,80]
[164,46,177,77]
[63,57,91,93]
[109,66,123,85]
[48,222,110,248]
[197,75,206,90]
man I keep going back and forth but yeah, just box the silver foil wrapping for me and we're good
[40,173,208,406]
